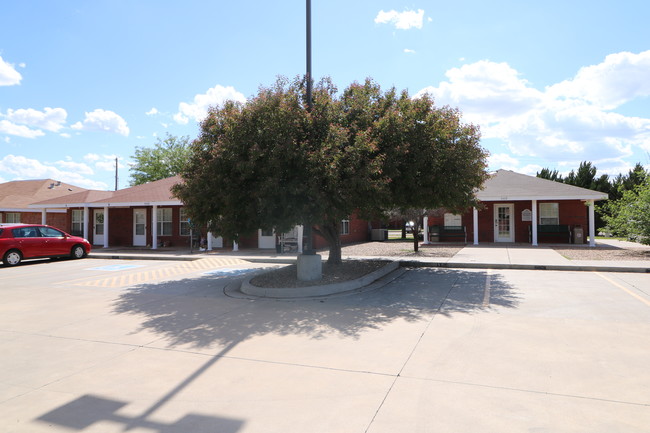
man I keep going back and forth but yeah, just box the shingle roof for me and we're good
[95,176,181,205]
[476,170,608,201]
[0,179,89,210]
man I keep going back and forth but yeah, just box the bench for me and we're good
[430,225,467,243]
[530,224,571,243]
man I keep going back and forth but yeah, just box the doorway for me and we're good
[133,208,147,246]
[494,204,514,242]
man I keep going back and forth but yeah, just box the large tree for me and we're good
[130,133,191,185]
[602,178,650,244]
[173,77,488,264]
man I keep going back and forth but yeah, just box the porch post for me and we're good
[152,205,158,250]
[83,206,89,240]
[41,209,47,225]
[297,225,304,253]
[423,216,430,244]
[207,231,213,251]
[588,200,596,247]
[473,207,479,245]
[103,206,109,248]
[233,240,239,252]
[532,200,538,246]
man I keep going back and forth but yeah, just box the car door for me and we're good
[12,227,44,259]
[38,226,69,256]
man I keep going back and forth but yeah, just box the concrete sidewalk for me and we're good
[89,240,650,273]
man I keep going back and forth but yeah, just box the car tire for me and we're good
[71,245,86,259]
[3,249,22,267]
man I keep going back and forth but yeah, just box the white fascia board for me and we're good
[478,194,608,201]
[5,207,66,212]
[90,200,182,207]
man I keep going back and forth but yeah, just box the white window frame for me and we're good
[341,218,350,236]
[444,213,462,227]
[157,208,173,236]
[5,213,20,223]
[539,203,559,225]
[179,208,191,236]
[71,209,84,236]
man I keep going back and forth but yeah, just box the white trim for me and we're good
[152,205,158,250]
[423,216,430,244]
[473,207,478,245]
[478,194,607,201]
[531,200,538,246]
[103,206,109,248]
[588,200,596,247]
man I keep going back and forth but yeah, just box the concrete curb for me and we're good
[240,261,400,298]
[400,260,650,273]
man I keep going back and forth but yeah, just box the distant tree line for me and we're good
[537,161,650,244]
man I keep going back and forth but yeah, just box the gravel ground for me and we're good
[552,246,650,261]
[340,241,464,258]
[249,260,389,288]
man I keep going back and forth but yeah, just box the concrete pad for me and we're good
[369,376,650,433]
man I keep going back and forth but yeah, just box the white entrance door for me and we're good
[133,209,147,246]
[93,209,105,246]
[494,204,515,242]
[258,229,275,249]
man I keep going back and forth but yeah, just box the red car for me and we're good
[0,223,91,267]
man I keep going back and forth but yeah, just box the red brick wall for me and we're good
[425,200,588,244]
[0,211,67,232]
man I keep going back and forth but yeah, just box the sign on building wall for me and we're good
[521,209,532,222]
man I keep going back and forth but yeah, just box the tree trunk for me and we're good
[313,221,343,265]
[412,227,420,252]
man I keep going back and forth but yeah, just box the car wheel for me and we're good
[71,245,86,259]
[3,249,22,267]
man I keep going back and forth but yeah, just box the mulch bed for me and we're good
[249,260,389,288]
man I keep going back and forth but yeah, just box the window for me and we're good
[157,208,173,236]
[5,213,20,223]
[71,210,84,236]
[39,226,64,238]
[179,208,191,236]
[444,213,462,227]
[341,218,350,235]
[539,203,559,225]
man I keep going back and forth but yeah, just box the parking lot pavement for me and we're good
[0,262,649,432]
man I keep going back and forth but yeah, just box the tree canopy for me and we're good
[130,133,191,186]
[173,77,489,264]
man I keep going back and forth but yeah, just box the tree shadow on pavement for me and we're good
[111,266,520,349]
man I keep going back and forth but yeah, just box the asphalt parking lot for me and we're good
[1,258,649,432]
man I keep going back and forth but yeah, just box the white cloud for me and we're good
[404,48,416,54]
[145,107,159,116]
[174,84,246,125]
[71,109,129,136]
[0,56,22,86]
[0,119,45,138]
[55,160,94,175]
[0,154,108,189]
[83,153,122,172]
[416,53,650,171]
[547,50,650,110]
[375,9,425,30]
[5,107,68,132]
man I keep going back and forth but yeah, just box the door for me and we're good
[93,209,104,246]
[258,229,275,249]
[133,209,147,246]
[494,204,514,242]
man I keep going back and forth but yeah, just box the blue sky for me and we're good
[1,0,649,190]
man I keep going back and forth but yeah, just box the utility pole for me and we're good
[115,157,119,191]
[303,0,314,254]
